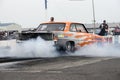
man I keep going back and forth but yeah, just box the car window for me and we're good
[70,23,87,33]
[70,24,77,32]
[76,24,87,33]
[37,23,65,31]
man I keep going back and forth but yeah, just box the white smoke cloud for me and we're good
[70,44,120,58]
[0,37,59,58]
[0,37,120,58]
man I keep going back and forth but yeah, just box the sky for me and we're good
[0,0,120,28]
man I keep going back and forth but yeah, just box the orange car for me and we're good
[18,21,106,52]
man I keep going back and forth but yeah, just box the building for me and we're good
[0,23,22,32]
[0,23,22,40]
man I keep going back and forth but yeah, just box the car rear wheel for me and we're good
[66,41,75,52]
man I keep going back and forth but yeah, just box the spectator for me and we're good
[113,25,120,35]
[99,20,109,36]
[50,17,54,22]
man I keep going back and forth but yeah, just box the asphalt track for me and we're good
[0,56,120,80]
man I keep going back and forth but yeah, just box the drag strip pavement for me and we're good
[0,56,112,73]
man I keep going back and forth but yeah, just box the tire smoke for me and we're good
[0,37,59,58]
[0,38,120,58]
[70,44,120,58]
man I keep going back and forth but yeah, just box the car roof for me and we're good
[41,21,83,24]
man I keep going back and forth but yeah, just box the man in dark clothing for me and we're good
[99,20,109,36]
[50,17,54,22]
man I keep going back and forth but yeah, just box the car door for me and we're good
[70,23,94,46]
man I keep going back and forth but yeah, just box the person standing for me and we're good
[50,17,54,22]
[113,25,120,35]
[99,20,109,36]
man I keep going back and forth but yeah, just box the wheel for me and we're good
[55,45,65,52]
[66,41,75,52]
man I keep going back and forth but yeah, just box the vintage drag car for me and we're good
[18,22,106,52]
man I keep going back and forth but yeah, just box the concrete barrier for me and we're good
[0,39,16,48]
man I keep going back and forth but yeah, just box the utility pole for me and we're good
[44,0,48,21]
[92,0,96,34]
[45,0,47,10]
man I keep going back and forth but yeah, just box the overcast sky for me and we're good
[0,0,120,28]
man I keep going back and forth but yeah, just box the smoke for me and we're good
[0,37,59,58]
[70,44,120,58]
[0,37,120,58]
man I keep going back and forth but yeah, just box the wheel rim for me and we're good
[66,42,75,52]
[66,42,71,51]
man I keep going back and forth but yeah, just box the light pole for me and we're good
[45,0,47,10]
[69,0,96,33]
[44,0,48,21]
[92,0,96,34]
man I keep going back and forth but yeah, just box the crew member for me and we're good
[99,20,109,36]
[50,17,54,22]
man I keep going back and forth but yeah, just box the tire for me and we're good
[55,45,65,52]
[56,45,62,51]
[66,41,75,52]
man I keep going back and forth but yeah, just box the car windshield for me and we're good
[36,23,65,31]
